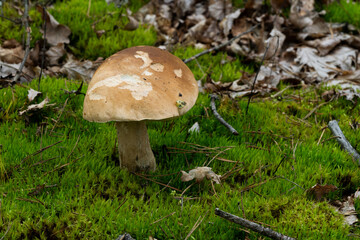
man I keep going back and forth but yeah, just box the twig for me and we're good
[0,222,12,240]
[240,177,277,193]
[183,24,260,64]
[50,97,69,134]
[13,0,31,83]
[0,14,21,24]
[271,85,300,98]
[180,182,195,197]
[38,5,47,91]
[205,147,233,166]
[132,172,182,192]
[16,197,44,205]
[302,99,332,120]
[115,198,127,212]
[215,208,296,240]
[317,127,326,146]
[210,94,239,135]
[184,210,209,240]
[246,38,271,115]
[43,154,84,176]
[328,120,360,165]
[14,140,63,170]
[276,175,304,190]
[150,211,176,225]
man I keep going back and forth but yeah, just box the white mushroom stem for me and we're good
[115,121,156,172]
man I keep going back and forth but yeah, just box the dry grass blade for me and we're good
[43,154,84,176]
[132,172,182,192]
[240,177,277,193]
[14,140,63,170]
[0,222,12,240]
[184,210,209,240]
[150,211,176,225]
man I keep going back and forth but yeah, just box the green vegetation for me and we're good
[0,0,157,59]
[1,0,360,239]
[324,0,360,29]
[1,58,360,239]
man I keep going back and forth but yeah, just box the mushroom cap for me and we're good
[83,46,198,122]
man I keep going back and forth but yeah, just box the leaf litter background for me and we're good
[1,0,360,101]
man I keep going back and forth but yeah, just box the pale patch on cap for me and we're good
[174,69,182,78]
[134,51,153,69]
[150,63,164,72]
[142,70,153,76]
[88,74,153,101]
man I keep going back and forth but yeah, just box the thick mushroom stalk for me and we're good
[115,121,156,172]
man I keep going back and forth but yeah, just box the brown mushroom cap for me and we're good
[83,46,198,122]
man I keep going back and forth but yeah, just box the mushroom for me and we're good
[83,46,198,172]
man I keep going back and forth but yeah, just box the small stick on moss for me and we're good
[184,210,209,240]
[328,120,360,166]
[43,154,84,176]
[215,208,296,240]
[38,5,47,91]
[210,94,239,135]
[183,24,260,64]
[115,198,127,212]
[317,127,327,145]
[13,0,31,83]
[132,172,182,192]
[150,211,176,225]
[14,140,63,170]
[246,38,272,115]
[0,222,12,240]
[302,97,333,120]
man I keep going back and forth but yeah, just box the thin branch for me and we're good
[184,210,209,240]
[132,172,182,192]
[0,222,12,240]
[43,154,84,176]
[246,38,271,115]
[215,208,296,240]
[13,0,31,83]
[150,211,176,225]
[38,5,47,91]
[328,120,360,165]
[14,140,63,170]
[302,98,333,120]
[210,94,239,135]
[183,24,260,64]
[0,14,22,24]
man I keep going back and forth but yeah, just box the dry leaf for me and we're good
[188,122,200,134]
[307,183,338,201]
[27,88,42,102]
[19,97,50,115]
[60,55,102,81]
[181,167,221,184]
[37,6,71,47]
[46,43,66,66]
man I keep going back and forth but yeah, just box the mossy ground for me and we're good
[1,0,360,239]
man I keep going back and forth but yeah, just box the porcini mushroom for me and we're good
[83,46,198,172]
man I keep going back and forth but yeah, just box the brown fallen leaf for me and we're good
[46,43,67,66]
[331,189,360,225]
[60,55,102,82]
[36,6,71,47]
[307,183,338,201]
[181,167,221,184]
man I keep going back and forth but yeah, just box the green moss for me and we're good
[49,0,157,59]
[324,0,360,29]
[0,74,359,239]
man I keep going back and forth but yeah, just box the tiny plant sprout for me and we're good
[83,46,198,172]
